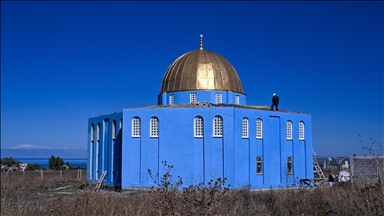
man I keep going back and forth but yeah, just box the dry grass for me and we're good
[1,170,384,216]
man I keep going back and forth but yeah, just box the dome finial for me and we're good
[199,34,203,50]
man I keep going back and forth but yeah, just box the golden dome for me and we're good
[160,49,244,94]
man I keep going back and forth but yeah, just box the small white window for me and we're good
[256,118,263,139]
[242,118,248,138]
[235,95,240,105]
[194,116,203,137]
[120,118,123,130]
[112,120,116,140]
[190,93,197,103]
[97,123,101,141]
[91,124,94,142]
[213,116,223,137]
[216,94,222,104]
[286,121,292,140]
[150,117,159,137]
[132,117,141,137]
[169,95,174,105]
[299,121,305,140]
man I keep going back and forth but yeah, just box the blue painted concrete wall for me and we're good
[158,90,246,105]
[87,106,313,189]
[87,112,123,187]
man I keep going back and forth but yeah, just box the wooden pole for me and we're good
[41,169,43,178]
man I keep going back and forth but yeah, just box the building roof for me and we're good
[128,102,309,114]
[94,103,309,118]
[160,49,244,94]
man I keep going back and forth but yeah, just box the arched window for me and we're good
[299,121,305,140]
[242,118,248,138]
[150,117,159,137]
[213,116,223,137]
[256,118,263,139]
[194,116,204,137]
[97,123,101,141]
[91,124,94,142]
[286,121,292,140]
[112,120,116,140]
[132,117,141,137]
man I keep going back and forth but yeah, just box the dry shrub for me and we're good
[44,190,160,215]
[2,167,384,216]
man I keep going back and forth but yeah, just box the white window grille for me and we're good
[194,116,204,137]
[112,120,116,140]
[120,118,123,130]
[132,117,141,137]
[256,156,263,174]
[256,118,263,139]
[299,121,305,140]
[241,118,248,138]
[287,156,293,174]
[97,123,101,141]
[216,94,222,104]
[169,94,174,105]
[213,116,223,137]
[286,121,292,140]
[235,95,239,105]
[150,117,159,137]
[190,93,197,103]
[91,124,94,142]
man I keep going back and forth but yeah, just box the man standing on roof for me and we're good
[271,93,279,111]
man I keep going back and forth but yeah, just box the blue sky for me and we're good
[1,1,383,157]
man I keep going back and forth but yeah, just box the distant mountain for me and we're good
[0,144,86,158]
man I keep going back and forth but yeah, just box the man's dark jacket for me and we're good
[272,95,279,105]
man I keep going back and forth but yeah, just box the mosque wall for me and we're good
[114,106,313,189]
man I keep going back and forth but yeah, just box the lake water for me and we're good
[1,158,87,168]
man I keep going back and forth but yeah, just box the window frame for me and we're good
[169,94,175,105]
[132,117,141,138]
[97,123,101,141]
[241,118,249,138]
[194,116,204,137]
[190,93,197,103]
[256,118,263,139]
[256,156,263,174]
[216,94,222,104]
[91,124,94,142]
[150,117,159,138]
[235,95,240,105]
[213,116,223,137]
[299,121,305,140]
[287,156,293,174]
[112,120,116,140]
[286,120,293,140]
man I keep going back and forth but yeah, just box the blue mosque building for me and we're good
[87,37,314,189]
